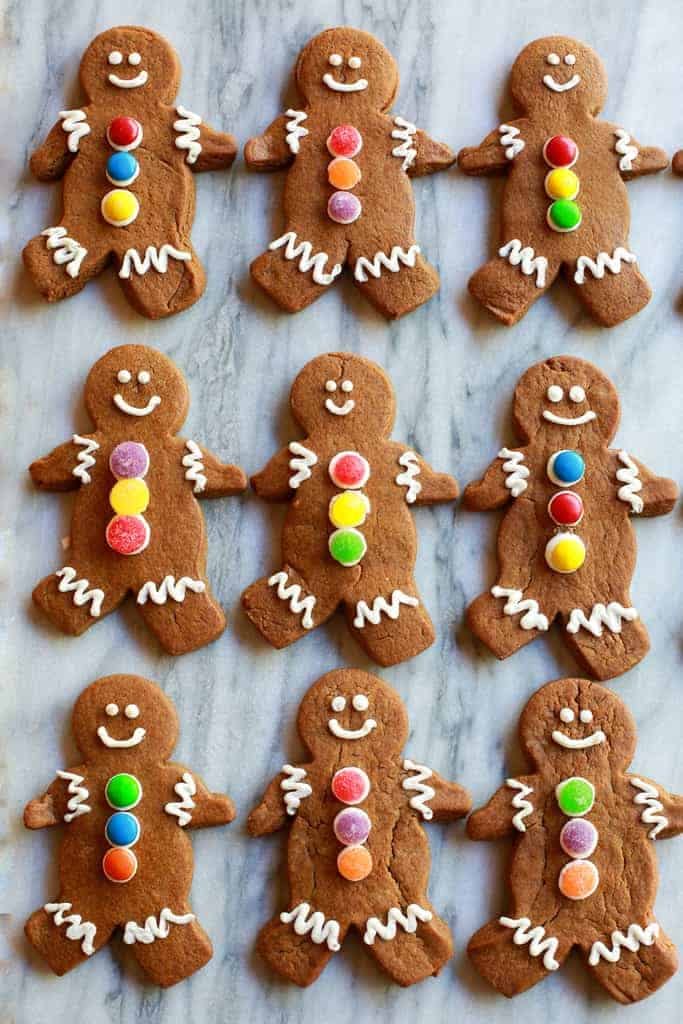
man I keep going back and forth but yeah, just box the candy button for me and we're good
[327,124,363,158]
[101,189,139,227]
[560,818,598,859]
[329,527,367,566]
[547,198,582,233]
[105,811,141,848]
[558,859,599,900]
[331,767,371,805]
[545,532,586,574]
[547,450,585,487]
[106,151,140,186]
[106,116,142,151]
[105,772,142,810]
[328,191,362,224]
[110,441,149,480]
[334,808,372,846]
[109,477,150,516]
[328,157,362,191]
[329,451,370,489]
[106,514,150,556]
[102,846,138,884]
[556,776,595,817]
[329,490,370,529]
[545,167,579,201]
[337,844,373,882]
[548,490,584,527]
[543,135,578,168]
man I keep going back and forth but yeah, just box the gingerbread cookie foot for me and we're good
[252,233,343,313]
[257,911,343,987]
[585,923,678,1004]
[125,909,213,987]
[348,589,433,666]
[563,604,650,680]
[469,250,556,326]
[117,243,206,320]
[242,569,326,647]
[352,248,440,319]
[468,588,550,659]
[33,567,116,636]
[468,917,566,997]
[24,228,109,303]
[135,577,226,655]
[364,905,452,985]
[570,257,651,327]
[27,903,108,974]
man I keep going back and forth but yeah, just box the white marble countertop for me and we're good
[3,0,683,1021]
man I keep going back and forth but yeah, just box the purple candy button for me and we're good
[327,191,362,224]
[110,442,149,480]
[559,818,598,859]
[333,807,371,846]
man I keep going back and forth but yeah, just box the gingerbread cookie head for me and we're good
[512,355,620,445]
[79,25,180,104]
[295,27,398,112]
[290,352,396,437]
[510,36,608,116]
[72,674,178,764]
[297,669,408,759]
[84,344,189,438]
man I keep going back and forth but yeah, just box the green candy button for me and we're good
[548,199,582,233]
[105,772,142,810]
[329,527,367,567]
[556,776,595,817]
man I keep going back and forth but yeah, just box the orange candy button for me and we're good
[328,157,361,191]
[337,843,373,881]
[102,846,138,883]
[558,858,599,900]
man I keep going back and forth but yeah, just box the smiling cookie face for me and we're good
[290,353,396,436]
[72,674,178,762]
[513,355,620,444]
[80,26,180,104]
[510,37,608,116]
[295,27,398,111]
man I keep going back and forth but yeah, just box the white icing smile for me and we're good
[108,69,149,89]
[543,409,596,426]
[323,55,368,93]
[97,724,146,748]
[543,72,581,93]
[113,393,162,417]
[325,397,355,416]
[552,707,605,749]
[328,715,377,740]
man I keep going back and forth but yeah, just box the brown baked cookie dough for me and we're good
[248,668,471,987]
[242,353,459,666]
[245,26,455,319]
[24,674,235,986]
[468,677,683,1004]
[23,26,236,318]
[458,36,667,327]
[465,355,677,680]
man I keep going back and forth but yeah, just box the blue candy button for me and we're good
[106,151,139,187]
[547,449,585,487]
[105,811,140,848]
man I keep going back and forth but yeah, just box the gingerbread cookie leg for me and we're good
[568,254,651,327]
[363,901,452,985]
[134,574,225,655]
[23,226,110,304]
[468,247,561,326]
[26,901,113,975]
[561,596,649,681]
[115,239,206,320]
[346,583,434,666]
[257,907,347,987]
[33,564,125,636]
[468,915,571,997]
[581,920,678,1004]
[124,905,213,987]
[251,229,347,313]
[468,585,553,660]
[242,566,339,649]
[350,239,440,320]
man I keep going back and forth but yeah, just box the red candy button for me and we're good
[102,846,138,883]
[329,451,370,490]
[327,124,363,159]
[106,514,150,555]
[107,116,142,151]
[543,135,578,169]
[331,767,370,805]
[548,490,584,527]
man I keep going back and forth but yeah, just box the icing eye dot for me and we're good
[547,53,560,65]
[565,54,576,66]
[331,696,346,712]
[341,380,353,393]
[580,709,594,723]
[108,51,123,65]
[137,370,151,384]
[117,369,131,384]
[325,379,337,392]
[348,56,361,69]
[569,385,585,403]
[329,54,343,67]
[352,694,369,711]
[559,707,575,723]
[547,385,564,403]
[124,704,140,719]
[128,52,142,66]
[105,703,119,717]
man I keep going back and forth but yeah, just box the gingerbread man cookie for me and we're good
[245,27,455,319]
[24,674,235,986]
[465,355,677,680]
[459,36,668,326]
[30,344,246,654]
[242,353,458,665]
[248,669,471,987]
[468,677,683,1004]
[23,26,236,318]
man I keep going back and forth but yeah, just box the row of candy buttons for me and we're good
[103,773,141,883]
[545,449,586,573]
[102,117,143,227]
[328,451,370,566]
[543,135,582,234]
[555,776,599,900]
[327,125,362,224]
[106,442,151,556]
[331,767,373,881]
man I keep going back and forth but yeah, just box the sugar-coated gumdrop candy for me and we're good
[334,807,372,846]
[329,451,370,489]
[329,491,369,529]
[331,766,370,805]
[548,490,584,527]
[547,198,582,233]
[105,811,141,848]
[106,772,143,810]
[543,135,578,168]
[102,846,138,883]
[337,843,373,881]
[329,527,367,566]
[545,167,579,201]
[101,188,140,227]
[547,450,585,487]
[109,441,149,480]
[110,478,150,516]
[556,776,595,817]
[327,124,363,158]
[107,116,142,150]
[328,157,362,190]
[545,532,586,574]
[328,191,362,224]
[560,818,598,859]
[106,514,150,556]
[558,859,599,900]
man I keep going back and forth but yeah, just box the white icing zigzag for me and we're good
[281,903,341,950]
[42,227,87,279]
[574,246,636,285]
[136,575,205,606]
[123,908,195,945]
[119,245,192,279]
[364,904,433,945]
[268,571,316,629]
[285,109,308,154]
[59,109,90,153]
[395,451,422,503]
[288,441,318,488]
[614,128,639,172]
[630,778,668,839]
[498,239,547,288]
[165,772,196,827]
[56,566,104,617]
[391,116,417,170]
[491,586,549,632]
[588,922,659,966]
[616,450,644,513]
[353,590,419,628]
[280,764,312,815]
[566,602,638,637]
[56,770,91,822]
[174,106,202,164]
[182,440,207,493]
[354,245,421,283]
[72,434,99,485]
[402,759,435,820]
[498,448,529,498]
[506,778,533,832]
[270,232,342,286]
[499,916,560,970]
[499,123,524,160]
[45,902,96,955]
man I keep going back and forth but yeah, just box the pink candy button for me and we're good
[331,766,370,806]
[327,124,363,158]
[329,451,370,490]
[105,514,150,556]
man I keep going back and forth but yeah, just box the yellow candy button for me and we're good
[110,478,150,516]
[545,532,586,574]
[328,157,362,191]
[329,490,370,529]
[545,168,579,201]
[101,188,139,226]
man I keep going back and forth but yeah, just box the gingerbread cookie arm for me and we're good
[672,151,683,176]
[464,448,529,510]
[179,439,247,498]
[29,115,84,181]
[610,126,668,179]
[30,435,100,492]
[628,775,683,839]
[406,129,455,178]
[248,775,293,836]
[251,443,310,501]
[458,120,527,177]
[396,450,459,506]
[175,771,236,829]
[245,114,297,171]
[24,770,84,828]
[615,452,678,517]
[467,777,538,840]
[191,124,237,172]
[403,761,471,822]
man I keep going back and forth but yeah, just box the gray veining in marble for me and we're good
[3,0,683,1021]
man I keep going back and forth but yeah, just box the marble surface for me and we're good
[3,0,683,1021]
